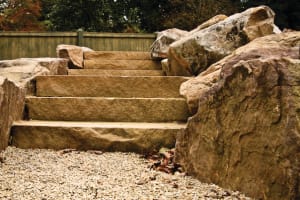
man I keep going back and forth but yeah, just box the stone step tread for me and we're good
[36,76,189,98]
[11,120,185,152]
[84,60,161,70]
[68,69,164,76]
[84,51,151,60]
[25,97,190,122]
[13,120,186,129]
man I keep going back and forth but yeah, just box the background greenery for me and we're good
[0,0,299,32]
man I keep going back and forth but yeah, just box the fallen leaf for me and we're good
[60,149,77,154]
[87,150,103,155]
[144,147,184,175]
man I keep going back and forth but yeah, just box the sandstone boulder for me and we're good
[150,28,188,60]
[56,44,93,68]
[0,57,68,150]
[150,15,228,61]
[0,77,25,150]
[176,32,300,200]
[189,14,227,34]
[0,58,68,95]
[180,32,300,114]
[168,6,280,76]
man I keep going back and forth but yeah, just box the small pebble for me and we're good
[0,147,252,200]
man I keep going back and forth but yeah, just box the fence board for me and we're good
[0,32,156,60]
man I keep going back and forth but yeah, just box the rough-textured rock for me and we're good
[68,69,164,76]
[180,32,300,114]
[0,58,68,150]
[175,32,300,200]
[84,59,161,70]
[168,6,280,76]
[189,14,228,34]
[57,44,93,68]
[36,76,189,98]
[150,15,228,61]
[84,51,151,60]
[0,77,25,150]
[26,97,190,122]
[150,28,188,60]
[0,58,68,95]
[11,121,185,153]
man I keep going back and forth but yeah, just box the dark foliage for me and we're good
[1,0,299,32]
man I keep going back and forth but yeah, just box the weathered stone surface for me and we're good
[175,32,300,200]
[84,51,151,60]
[189,14,228,34]
[57,44,93,68]
[168,6,279,76]
[0,58,68,95]
[26,97,190,122]
[181,32,300,114]
[0,58,68,150]
[150,28,188,60]
[0,77,25,150]
[150,15,228,61]
[161,59,169,75]
[11,121,185,153]
[36,76,189,98]
[84,59,161,70]
[29,58,69,75]
[68,69,164,76]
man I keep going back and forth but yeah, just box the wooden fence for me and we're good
[0,31,156,60]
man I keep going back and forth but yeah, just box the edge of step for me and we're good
[13,120,187,129]
[83,59,161,70]
[11,120,187,153]
[84,51,152,60]
[35,76,191,98]
[68,69,164,76]
[25,97,190,122]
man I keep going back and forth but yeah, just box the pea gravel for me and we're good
[0,147,251,200]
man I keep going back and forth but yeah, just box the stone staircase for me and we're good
[10,51,190,153]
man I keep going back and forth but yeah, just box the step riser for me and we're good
[26,97,190,122]
[68,69,164,76]
[84,51,151,60]
[11,126,180,153]
[36,76,188,98]
[84,60,161,70]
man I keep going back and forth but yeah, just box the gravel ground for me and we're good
[0,147,251,200]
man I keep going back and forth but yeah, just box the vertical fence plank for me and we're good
[77,29,84,46]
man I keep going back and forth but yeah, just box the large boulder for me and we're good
[189,14,228,34]
[180,32,300,114]
[0,58,68,150]
[0,77,25,150]
[175,32,300,200]
[150,28,188,60]
[57,44,93,68]
[168,6,280,76]
[151,15,228,61]
[0,58,68,95]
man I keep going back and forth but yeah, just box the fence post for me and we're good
[77,29,84,46]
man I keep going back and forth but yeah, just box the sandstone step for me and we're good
[25,97,190,122]
[36,76,189,98]
[84,60,161,70]
[84,51,151,60]
[68,69,164,76]
[11,120,186,153]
